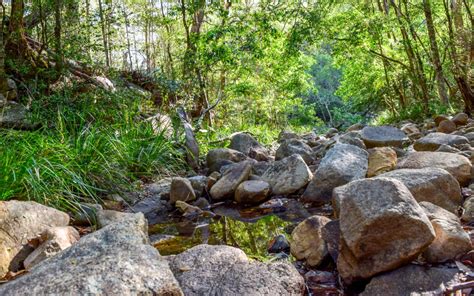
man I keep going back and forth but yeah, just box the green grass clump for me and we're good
[0,86,184,212]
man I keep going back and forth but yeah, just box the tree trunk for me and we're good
[54,0,63,72]
[0,0,8,95]
[98,0,110,68]
[423,0,449,105]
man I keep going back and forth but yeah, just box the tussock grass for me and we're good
[0,87,184,211]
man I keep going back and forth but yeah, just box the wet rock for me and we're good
[291,215,330,266]
[261,154,312,196]
[175,201,204,219]
[361,264,462,296]
[360,126,408,148]
[0,213,183,295]
[268,234,290,254]
[414,132,469,151]
[0,201,70,277]
[24,226,80,270]
[206,148,247,173]
[168,244,304,296]
[334,178,435,283]
[367,147,397,177]
[452,112,469,126]
[437,119,457,133]
[397,151,472,185]
[302,143,368,204]
[229,132,268,159]
[378,168,462,213]
[170,177,196,205]
[234,180,271,205]
[192,197,210,210]
[210,162,252,200]
[275,139,314,164]
[420,202,472,263]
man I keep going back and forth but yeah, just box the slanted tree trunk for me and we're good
[423,0,449,105]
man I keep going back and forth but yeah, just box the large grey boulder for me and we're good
[168,244,304,296]
[206,148,247,173]
[420,202,472,263]
[261,154,313,195]
[275,139,314,164]
[361,264,462,296]
[0,201,70,277]
[0,103,34,129]
[377,168,462,213]
[414,132,469,151]
[334,178,435,283]
[0,213,183,295]
[302,143,368,204]
[397,151,472,185]
[360,126,408,148]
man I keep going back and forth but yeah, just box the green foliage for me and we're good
[0,87,183,211]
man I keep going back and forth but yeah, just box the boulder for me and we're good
[97,209,131,228]
[229,133,268,158]
[0,201,70,277]
[168,244,304,296]
[210,162,252,200]
[0,214,183,295]
[0,103,33,129]
[275,139,314,164]
[278,130,299,142]
[261,154,312,196]
[414,132,469,151]
[367,147,397,177]
[206,148,247,173]
[452,112,469,126]
[437,120,457,133]
[397,151,472,185]
[334,178,435,283]
[400,122,420,136]
[24,226,80,270]
[336,132,366,149]
[420,202,472,263]
[377,168,462,213]
[187,175,208,197]
[291,216,330,266]
[361,264,462,296]
[302,143,368,204]
[234,180,271,205]
[434,115,450,126]
[360,126,408,148]
[170,177,196,205]
[346,123,364,132]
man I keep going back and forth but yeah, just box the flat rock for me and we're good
[414,132,469,151]
[397,151,472,185]
[276,139,315,164]
[0,201,70,277]
[420,202,472,263]
[377,168,462,213]
[360,126,408,148]
[291,215,330,266]
[302,143,368,204]
[361,264,462,296]
[261,154,312,196]
[234,180,271,205]
[0,213,183,295]
[334,178,435,283]
[367,147,397,177]
[210,162,251,200]
[168,244,304,296]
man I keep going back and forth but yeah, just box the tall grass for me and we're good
[0,86,184,211]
